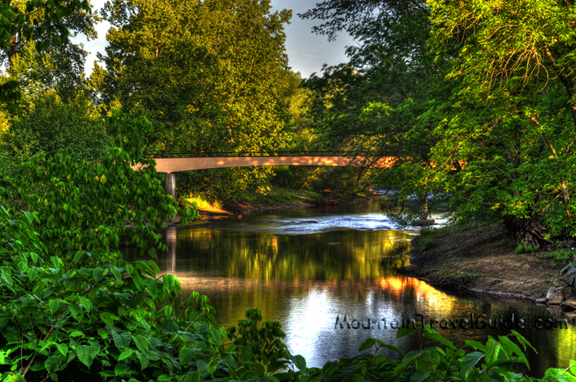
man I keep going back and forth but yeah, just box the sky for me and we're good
[73,0,356,79]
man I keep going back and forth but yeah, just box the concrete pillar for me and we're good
[166,226,177,273]
[166,172,176,201]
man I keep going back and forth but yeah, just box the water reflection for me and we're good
[124,201,576,377]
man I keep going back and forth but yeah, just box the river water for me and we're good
[123,199,576,377]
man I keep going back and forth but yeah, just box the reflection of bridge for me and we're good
[132,152,397,200]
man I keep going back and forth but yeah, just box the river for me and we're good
[123,198,576,377]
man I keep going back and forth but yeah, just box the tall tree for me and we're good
[425,0,576,244]
[95,0,293,198]
[301,1,452,224]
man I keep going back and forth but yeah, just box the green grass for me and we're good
[538,248,573,260]
[419,219,496,241]
[515,243,537,254]
[421,237,435,251]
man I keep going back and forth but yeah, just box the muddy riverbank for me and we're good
[398,223,574,302]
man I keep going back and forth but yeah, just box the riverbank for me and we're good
[398,223,575,304]
[181,187,380,218]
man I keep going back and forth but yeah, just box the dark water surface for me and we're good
[123,199,576,377]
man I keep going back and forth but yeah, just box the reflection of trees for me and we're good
[160,228,413,281]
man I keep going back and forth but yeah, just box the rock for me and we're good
[565,286,575,300]
[546,285,565,305]
[561,267,576,287]
[536,297,548,304]
[561,298,576,311]
[560,262,573,276]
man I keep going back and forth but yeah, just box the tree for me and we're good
[94,0,294,198]
[301,1,452,223]
[0,0,93,111]
[0,89,110,182]
[425,0,576,245]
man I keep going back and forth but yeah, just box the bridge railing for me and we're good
[143,151,372,158]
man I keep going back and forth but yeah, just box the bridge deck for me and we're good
[134,155,397,173]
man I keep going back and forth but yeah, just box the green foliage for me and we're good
[0,90,110,183]
[280,324,574,382]
[0,207,290,381]
[424,0,576,241]
[0,109,197,259]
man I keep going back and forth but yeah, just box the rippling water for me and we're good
[123,199,576,377]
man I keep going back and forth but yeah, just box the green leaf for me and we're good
[326,366,360,382]
[48,299,60,316]
[55,343,68,357]
[422,331,457,351]
[112,330,132,350]
[498,335,529,368]
[92,266,103,284]
[181,371,202,382]
[45,355,63,372]
[1,269,13,287]
[485,338,501,367]
[115,362,130,376]
[410,369,432,382]
[118,348,134,361]
[4,373,26,382]
[197,359,209,375]
[460,351,485,380]
[136,350,150,370]
[111,267,122,282]
[291,354,307,371]
[76,343,101,369]
[100,312,119,326]
[179,345,195,366]
[396,325,417,339]
[511,330,537,354]
[133,335,150,353]
[465,339,487,352]
[267,360,290,374]
[359,338,375,352]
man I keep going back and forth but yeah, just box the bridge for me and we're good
[132,151,397,200]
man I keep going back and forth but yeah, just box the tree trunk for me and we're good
[503,214,548,249]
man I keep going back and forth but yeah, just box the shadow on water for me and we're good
[122,200,576,377]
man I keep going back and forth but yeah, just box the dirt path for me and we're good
[398,224,571,301]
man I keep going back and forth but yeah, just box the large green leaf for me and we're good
[111,330,132,350]
[76,343,101,368]
[460,351,485,380]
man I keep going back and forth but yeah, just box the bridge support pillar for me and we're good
[166,173,176,201]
